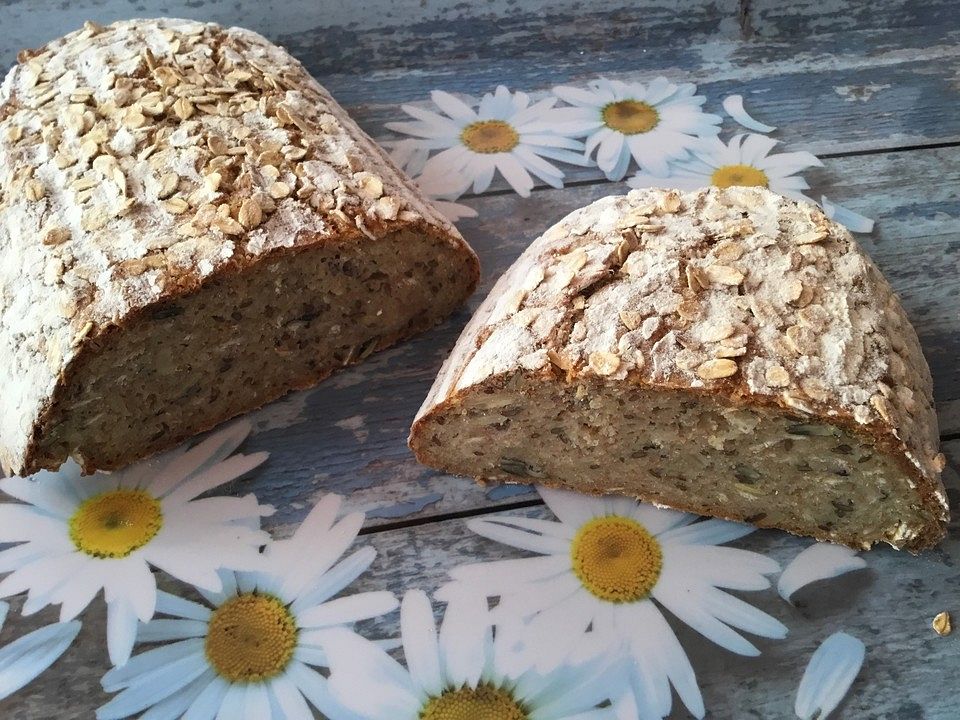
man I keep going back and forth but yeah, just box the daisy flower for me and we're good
[551,76,721,181]
[386,86,589,198]
[97,494,398,720]
[628,133,823,202]
[439,487,787,719]
[324,588,623,720]
[0,422,273,666]
[0,600,81,700]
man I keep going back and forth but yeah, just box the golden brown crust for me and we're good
[0,18,478,474]
[411,187,947,550]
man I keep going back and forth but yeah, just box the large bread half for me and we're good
[410,187,947,551]
[0,18,479,475]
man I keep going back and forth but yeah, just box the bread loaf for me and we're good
[410,187,948,551]
[0,18,479,475]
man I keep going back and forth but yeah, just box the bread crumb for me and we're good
[932,611,952,636]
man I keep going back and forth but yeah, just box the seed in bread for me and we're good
[409,187,947,552]
[0,18,479,475]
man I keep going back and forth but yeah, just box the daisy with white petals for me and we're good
[0,600,81,700]
[551,76,721,181]
[628,133,823,202]
[97,494,397,720]
[0,423,272,667]
[324,588,622,720]
[386,86,589,198]
[440,487,787,719]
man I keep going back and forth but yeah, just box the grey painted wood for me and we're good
[5,448,958,718]
[0,1,958,716]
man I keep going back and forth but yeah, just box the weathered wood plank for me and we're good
[0,0,742,71]
[5,443,958,718]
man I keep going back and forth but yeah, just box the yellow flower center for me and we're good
[69,489,163,558]
[710,164,769,189]
[460,120,520,154]
[601,100,660,134]
[205,593,298,683]
[421,684,528,720]
[570,515,663,603]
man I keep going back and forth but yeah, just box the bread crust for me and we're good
[0,18,479,474]
[411,187,947,550]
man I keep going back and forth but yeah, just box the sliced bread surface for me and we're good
[410,187,947,551]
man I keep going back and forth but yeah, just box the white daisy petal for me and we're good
[97,647,209,718]
[430,90,477,123]
[240,683,271,720]
[214,684,246,720]
[723,95,777,133]
[630,503,696,535]
[0,619,80,701]
[663,546,778,591]
[137,671,214,720]
[653,582,759,656]
[821,196,875,233]
[147,422,254,498]
[155,591,212,621]
[439,590,489,688]
[445,554,570,591]
[494,153,535,197]
[657,517,755,546]
[699,587,788,639]
[102,639,205,690]
[107,596,147,667]
[0,504,65,543]
[298,591,398,629]
[777,543,867,601]
[795,632,865,720]
[400,589,444,697]
[183,677,230,720]
[291,548,377,614]
[269,672,315,720]
[137,619,209,643]
[626,602,704,719]
[468,517,570,555]
[0,477,80,518]
[325,629,422,717]
[163,452,269,506]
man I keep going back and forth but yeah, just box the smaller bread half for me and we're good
[410,187,948,551]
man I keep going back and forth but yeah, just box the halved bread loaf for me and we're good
[0,18,479,475]
[410,187,948,550]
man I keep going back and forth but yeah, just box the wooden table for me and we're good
[2,1,958,717]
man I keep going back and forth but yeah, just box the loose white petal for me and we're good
[795,632,865,720]
[723,94,777,133]
[778,543,867,602]
[821,196,875,233]
[0,619,80,700]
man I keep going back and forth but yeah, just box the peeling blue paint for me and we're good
[486,483,534,501]
[366,492,444,519]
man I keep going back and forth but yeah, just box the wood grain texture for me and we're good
[4,447,958,719]
[0,1,958,716]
